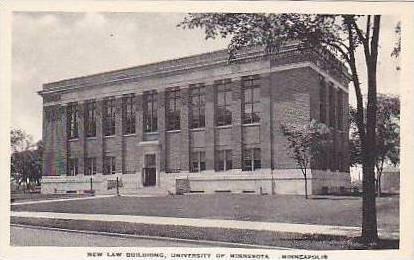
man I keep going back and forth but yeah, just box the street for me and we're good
[10,225,224,247]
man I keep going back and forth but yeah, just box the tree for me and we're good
[350,95,400,197]
[10,129,42,191]
[281,120,330,199]
[11,128,33,153]
[179,13,382,242]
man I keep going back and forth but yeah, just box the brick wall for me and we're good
[42,59,350,179]
[270,67,315,169]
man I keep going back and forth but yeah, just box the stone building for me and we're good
[39,44,351,195]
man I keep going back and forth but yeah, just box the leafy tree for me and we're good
[391,21,401,59]
[179,13,382,242]
[350,95,400,197]
[10,129,42,191]
[281,120,330,199]
[11,128,33,153]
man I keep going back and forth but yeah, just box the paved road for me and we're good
[10,226,219,247]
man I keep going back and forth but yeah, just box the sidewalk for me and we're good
[11,211,399,240]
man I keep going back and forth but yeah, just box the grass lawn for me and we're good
[11,217,398,250]
[11,194,399,233]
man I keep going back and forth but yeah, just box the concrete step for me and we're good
[119,187,169,196]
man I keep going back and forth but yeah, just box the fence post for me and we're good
[116,177,119,196]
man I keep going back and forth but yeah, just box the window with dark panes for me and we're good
[191,151,206,172]
[67,102,79,139]
[216,149,232,171]
[103,156,116,175]
[68,158,78,176]
[144,91,158,132]
[85,101,96,137]
[85,157,97,175]
[190,84,206,128]
[216,79,232,126]
[319,80,327,124]
[166,88,181,130]
[122,94,136,135]
[103,98,116,136]
[242,75,261,124]
[242,147,261,171]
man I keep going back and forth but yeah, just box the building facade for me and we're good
[39,45,351,195]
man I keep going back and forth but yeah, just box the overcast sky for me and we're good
[12,12,400,141]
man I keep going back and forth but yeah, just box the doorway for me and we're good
[143,154,156,187]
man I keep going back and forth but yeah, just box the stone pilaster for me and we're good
[96,99,104,175]
[115,96,124,174]
[231,79,243,170]
[78,101,86,175]
[136,94,144,142]
[157,91,166,173]
[205,84,215,171]
[180,88,191,171]
[57,104,68,176]
[260,73,272,170]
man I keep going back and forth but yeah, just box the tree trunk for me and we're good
[304,174,308,199]
[377,174,382,197]
[361,15,381,243]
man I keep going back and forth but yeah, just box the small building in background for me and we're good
[380,166,400,194]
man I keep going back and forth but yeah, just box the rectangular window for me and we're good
[216,149,232,171]
[85,157,97,176]
[329,84,336,127]
[191,151,206,173]
[103,156,116,175]
[242,148,261,171]
[68,158,78,176]
[67,102,79,139]
[144,91,158,132]
[336,89,343,130]
[242,75,261,124]
[319,80,327,124]
[85,101,96,137]
[216,79,232,126]
[103,98,116,136]
[122,94,136,135]
[190,84,206,129]
[166,88,181,130]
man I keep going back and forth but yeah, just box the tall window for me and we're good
[329,84,336,127]
[144,91,158,132]
[216,149,232,171]
[85,157,97,175]
[242,147,261,171]
[216,79,232,126]
[166,88,181,130]
[68,158,78,176]
[242,75,261,124]
[104,98,116,136]
[191,151,206,172]
[319,80,327,124]
[103,156,116,175]
[190,84,206,129]
[336,89,343,130]
[85,101,96,137]
[122,94,136,135]
[67,102,79,139]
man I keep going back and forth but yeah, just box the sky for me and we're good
[11,12,400,142]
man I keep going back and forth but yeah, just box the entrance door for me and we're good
[143,154,156,187]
